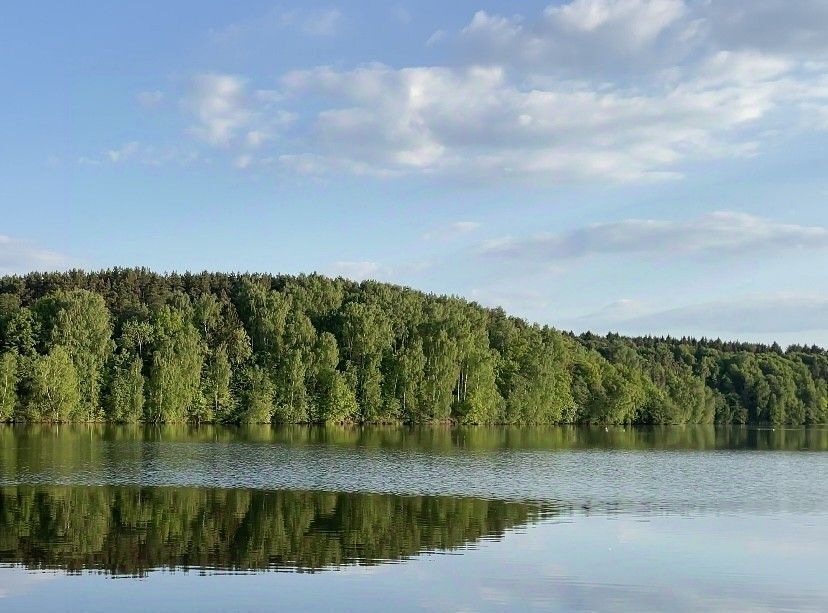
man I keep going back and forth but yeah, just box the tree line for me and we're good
[0,269,825,425]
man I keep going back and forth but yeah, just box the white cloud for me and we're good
[185,74,253,146]
[454,1,828,76]
[456,1,689,75]
[548,0,685,41]
[278,56,826,181]
[696,50,792,86]
[149,1,828,182]
[183,74,295,149]
[0,236,70,274]
[423,221,480,241]
[480,211,828,261]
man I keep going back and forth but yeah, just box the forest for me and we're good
[0,269,825,425]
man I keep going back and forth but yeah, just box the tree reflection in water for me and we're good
[0,485,548,576]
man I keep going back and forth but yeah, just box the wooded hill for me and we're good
[0,269,824,424]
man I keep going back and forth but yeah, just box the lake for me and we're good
[0,425,826,611]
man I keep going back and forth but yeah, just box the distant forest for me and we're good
[0,269,824,425]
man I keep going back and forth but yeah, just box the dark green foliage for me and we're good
[0,269,824,424]
[0,484,540,575]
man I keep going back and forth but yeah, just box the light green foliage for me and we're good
[341,301,393,421]
[194,293,222,340]
[0,350,18,420]
[238,280,290,362]
[284,274,345,322]
[26,347,81,422]
[395,339,426,422]
[492,316,574,424]
[37,289,114,420]
[108,355,144,422]
[0,270,825,425]
[569,348,641,424]
[225,327,253,364]
[238,366,274,423]
[309,332,357,422]
[120,319,154,358]
[320,373,358,422]
[146,306,204,423]
[456,346,502,424]
[202,346,233,421]
[273,306,316,422]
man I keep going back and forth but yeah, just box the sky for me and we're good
[2,0,828,346]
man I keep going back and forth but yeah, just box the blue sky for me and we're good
[2,1,828,346]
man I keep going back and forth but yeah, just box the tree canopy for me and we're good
[0,269,824,425]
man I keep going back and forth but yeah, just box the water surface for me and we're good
[0,425,826,611]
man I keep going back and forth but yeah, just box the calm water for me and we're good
[0,425,826,611]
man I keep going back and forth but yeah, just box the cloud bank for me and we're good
[480,212,828,261]
[143,0,828,183]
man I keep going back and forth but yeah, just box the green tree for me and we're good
[203,346,233,421]
[341,301,392,421]
[238,366,274,423]
[310,332,357,422]
[3,308,38,356]
[120,319,154,358]
[0,350,18,420]
[26,347,81,422]
[455,346,502,424]
[37,289,114,420]
[107,355,144,422]
[1,270,827,426]
[146,306,204,423]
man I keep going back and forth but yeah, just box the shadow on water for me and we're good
[0,485,549,576]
